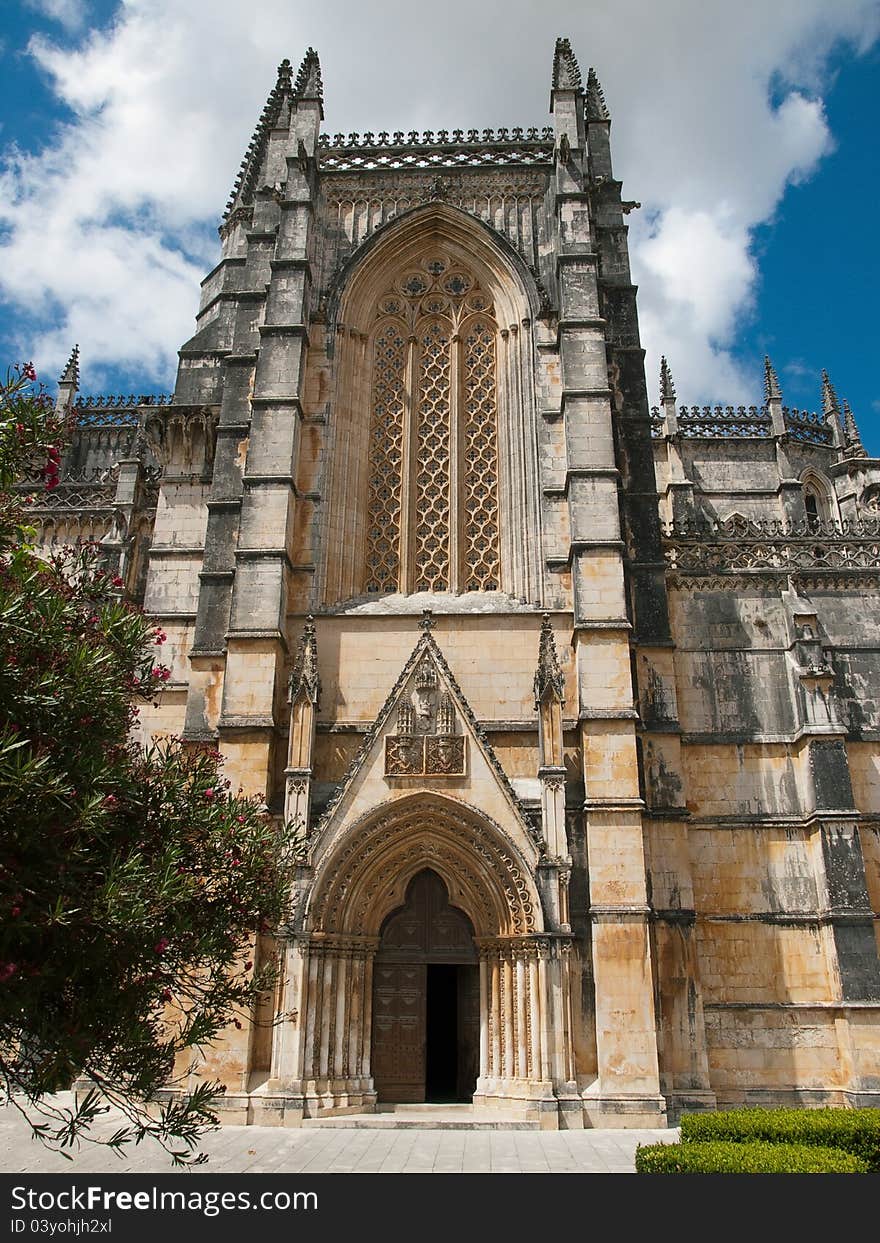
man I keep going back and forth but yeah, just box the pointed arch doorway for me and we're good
[371,869,479,1104]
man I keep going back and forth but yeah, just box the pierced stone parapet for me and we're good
[14,481,118,510]
[664,515,880,575]
[649,402,835,446]
[72,394,170,428]
[783,406,835,446]
[662,405,771,438]
[317,128,554,171]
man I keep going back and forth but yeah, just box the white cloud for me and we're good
[24,0,86,33]
[0,0,877,398]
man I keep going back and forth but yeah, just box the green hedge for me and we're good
[636,1139,870,1174]
[680,1107,880,1171]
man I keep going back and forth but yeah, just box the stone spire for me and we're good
[821,369,845,450]
[763,355,785,436]
[821,368,840,419]
[59,343,79,388]
[288,615,320,705]
[56,344,79,410]
[293,47,323,114]
[552,36,583,92]
[223,55,302,221]
[659,355,676,403]
[842,399,867,458]
[585,67,610,122]
[659,355,679,435]
[533,613,565,707]
[763,355,782,403]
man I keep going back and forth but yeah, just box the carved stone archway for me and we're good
[268,795,578,1124]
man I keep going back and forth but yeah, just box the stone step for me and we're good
[302,1105,540,1130]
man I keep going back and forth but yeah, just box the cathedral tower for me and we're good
[40,37,880,1128]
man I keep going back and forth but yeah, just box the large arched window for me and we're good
[320,205,544,608]
[364,256,500,594]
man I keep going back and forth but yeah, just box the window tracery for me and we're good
[364,255,501,595]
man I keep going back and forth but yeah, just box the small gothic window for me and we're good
[804,489,820,532]
[364,256,500,594]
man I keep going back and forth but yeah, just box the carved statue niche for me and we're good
[414,654,438,733]
[384,658,466,778]
[791,611,840,729]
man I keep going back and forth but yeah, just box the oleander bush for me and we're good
[636,1139,869,1174]
[0,364,296,1164]
[680,1107,880,1171]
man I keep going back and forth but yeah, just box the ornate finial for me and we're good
[420,608,434,632]
[842,399,867,458]
[437,691,455,735]
[763,356,782,403]
[534,613,565,708]
[293,47,323,108]
[276,57,293,90]
[585,67,610,121]
[59,343,80,389]
[659,355,676,403]
[552,37,583,92]
[289,615,320,705]
[821,368,840,419]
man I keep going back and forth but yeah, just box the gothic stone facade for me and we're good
[38,39,880,1127]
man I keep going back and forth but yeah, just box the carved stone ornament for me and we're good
[386,654,465,777]
[288,615,321,705]
[533,612,566,707]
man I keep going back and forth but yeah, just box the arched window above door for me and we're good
[364,256,501,594]
[320,204,545,609]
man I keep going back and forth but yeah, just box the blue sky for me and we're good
[0,0,878,449]
[734,43,880,440]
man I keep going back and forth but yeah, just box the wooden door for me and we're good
[371,961,426,1103]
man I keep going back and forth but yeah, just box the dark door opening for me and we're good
[426,964,457,1100]
[425,963,479,1102]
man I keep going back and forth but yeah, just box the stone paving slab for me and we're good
[0,1098,678,1174]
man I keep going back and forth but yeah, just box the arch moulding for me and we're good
[304,792,543,939]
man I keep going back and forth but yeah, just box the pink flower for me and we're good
[203,788,214,800]
[112,576,123,588]
[0,962,17,982]
[154,938,170,955]
[22,362,36,382]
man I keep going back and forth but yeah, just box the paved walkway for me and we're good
[0,1097,676,1174]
